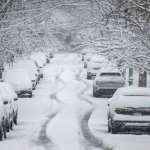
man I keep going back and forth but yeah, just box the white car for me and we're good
[50,52,54,58]
[81,51,86,61]
[84,53,92,68]
[36,52,47,66]
[108,87,150,134]
[1,82,18,125]
[87,56,106,79]
[14,60,37,90]
[30,55,44,78]
[0,96,6,140]
[93,67,125,98]
[0,84,14,132]
[4,69,32,98]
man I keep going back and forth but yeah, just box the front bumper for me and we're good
[16,90,32,96]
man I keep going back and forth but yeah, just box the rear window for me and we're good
[100,73,121,76]
[97,82,123,87]
[93,68,100,70]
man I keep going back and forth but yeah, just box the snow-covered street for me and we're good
[0,53,150,150]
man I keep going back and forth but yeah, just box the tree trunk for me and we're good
[139,72,147,87]
[129,68,133,77]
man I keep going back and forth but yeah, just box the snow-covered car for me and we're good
[84,53,92,68]
[14,60,37,90]
[93,68,125,98]
[0,96,6,140]
[0,82,18,125]
[4,69,32,98]
[30,55,44,78]
[50,52,54,58]
[46,55,50,63]
[36,52,47,66]
[81,52,86,61]
[108,87,150,134]
[87,56,106,79]
[0,84,14,132]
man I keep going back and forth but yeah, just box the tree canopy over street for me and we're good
[0,0,150,72]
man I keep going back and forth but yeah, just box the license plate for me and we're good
[133,112,142,116]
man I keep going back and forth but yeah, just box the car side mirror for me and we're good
[3,101,8,105]
[107,103,109,106]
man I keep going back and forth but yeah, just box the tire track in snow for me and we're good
[51,69,68,106]
[36,110,60,150]
[35,68,67,150]
[76,66,113,150]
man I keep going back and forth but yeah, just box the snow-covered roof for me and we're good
[118,87,150,96]
[88,62,104,69]
[98,67,120,74]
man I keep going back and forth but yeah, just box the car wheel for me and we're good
[14,112,18,125]
[111,124,118,134]
[7,122,10,132]
[28,93,32,98]
[108,121,111,133]
[10,120,13,131]
[0,123,5,141]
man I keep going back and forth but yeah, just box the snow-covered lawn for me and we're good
[0,53,150,150]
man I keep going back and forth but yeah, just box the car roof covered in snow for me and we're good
[118,87,150,96]
[90,55,107,63]
[88,62,105,69]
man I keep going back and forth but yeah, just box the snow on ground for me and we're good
[0,53,150,150]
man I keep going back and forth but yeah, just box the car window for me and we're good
[100,73,121,76]
[97,82,123,87]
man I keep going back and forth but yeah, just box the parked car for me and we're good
[93,67,125,98]
[84,53,92,68]
[46,55,50,63]
[1,82,18,125]
[30,55,44,78]
[14,61,37,90]
[0,96,6,141]
[0,84,14,133]
[50,52,54,58]
[87,56,106,79]
[36,52,47,66]
[82,51,86,61]
[4,69,32,98]
[108,87,150,134]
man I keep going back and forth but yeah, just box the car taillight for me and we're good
[88,72,91,75]
[115,108,127,114]
[96,91,99,94]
